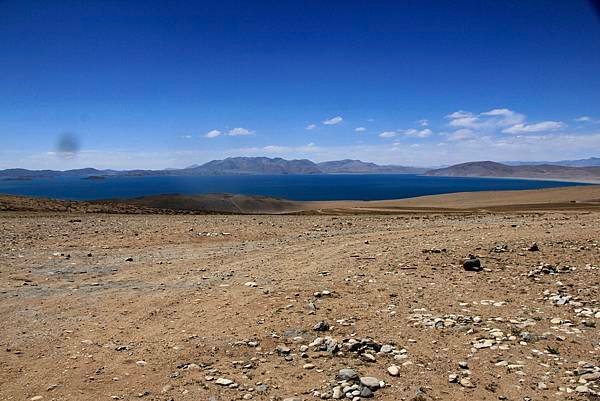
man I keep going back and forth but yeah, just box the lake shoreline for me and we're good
[2,184,600,214]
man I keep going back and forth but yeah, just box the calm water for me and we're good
[0,174,584,201]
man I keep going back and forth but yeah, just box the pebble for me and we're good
[361,353,376,362]
[360,387,373,397]
[337,368,358,381]
[387,365,400,376]
[30,397,43,401]
[448,374,459,383]
[580,372,600,382]
[380,344,393,353]
[244,281,257,287]
[313,321,330,331]
[276,345,291,354]
[359,376,382,389]
[215,378,234,386]
[460,377,475,388]
[303,363,315,369]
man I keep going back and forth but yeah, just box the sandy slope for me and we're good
[308,185,600,212]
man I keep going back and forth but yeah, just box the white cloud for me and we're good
[205,127,254,138]
[227,127,254,136]
[204,129,221,138]
[402,128,432,138]
[502,121,565,134]
[446,129,475,141]
[446,108,525,130]
[446,110,473,119]
[417,119,429,127]
[355,127,366,132]
[379,131,397,138]
[241,143,319,155]
[306,124,317,130]
[380,128,432,139]
[575,116,591,122]
[323,116,343,125]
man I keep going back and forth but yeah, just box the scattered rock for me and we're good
[463,255,482,272]
[337,368,358,381]
[387,365,400,376]
[215,378,234,386]
[359,376,382,389]
[460,377,475,388]
[313,321,330,331]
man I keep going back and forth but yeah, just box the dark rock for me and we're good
[313,321,330,331]
[360,386,374,398]
[463,255,482,272]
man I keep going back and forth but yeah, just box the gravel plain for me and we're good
[1,207,599,401]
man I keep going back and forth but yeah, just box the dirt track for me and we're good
[1,208,599,401]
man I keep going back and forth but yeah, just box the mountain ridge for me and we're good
[0,157,425,179]
[2,157,600,182]
[426,161,600,182]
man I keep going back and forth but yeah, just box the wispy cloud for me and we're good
[446,108,525,130]
[379,131,397,138]
[323,116,343,125]
[417,119,429,127]
[575,116,591,122]
[238,142,320,155]
[379,128,432,139]
[204,129,221,138]
[305,124,317,130]
[355,127,366,132]
[445,128,475,141]
[445,108,567,137]
[403,128,432,138]
[502,121,565,134]
[227,127,254,136]
[205,127,254,138]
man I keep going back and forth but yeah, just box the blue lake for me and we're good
[0,174,585,201]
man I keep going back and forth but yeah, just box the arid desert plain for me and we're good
[1,186,599,401]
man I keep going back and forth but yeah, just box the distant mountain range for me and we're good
[317,159,424,174]
[426,161,600,182]
[0,157,426,179]
[2,157,600,183]
[504,157,600,168]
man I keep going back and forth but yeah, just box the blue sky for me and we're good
[1,0,600,169]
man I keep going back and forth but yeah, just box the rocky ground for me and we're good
[0,210,599,401]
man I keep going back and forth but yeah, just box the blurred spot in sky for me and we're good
[56,133,80,159]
